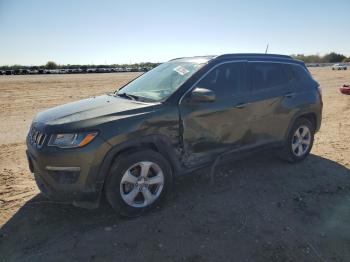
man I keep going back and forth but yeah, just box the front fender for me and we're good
[95,134,183,186]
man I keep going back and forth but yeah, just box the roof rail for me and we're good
[215,53,293,60]
[169,55,216,61]
[169,53,293,62]
[169,57,186,61]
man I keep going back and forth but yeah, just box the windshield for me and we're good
[117,61,206,102]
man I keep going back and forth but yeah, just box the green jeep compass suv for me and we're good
[26,54,323,216]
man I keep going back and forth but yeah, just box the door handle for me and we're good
[235,102,250,109]
[284,92,295,98]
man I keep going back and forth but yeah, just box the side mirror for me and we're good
[190,87,216,102]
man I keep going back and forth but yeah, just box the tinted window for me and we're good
[197,62,246,98]
[291,64,309,81]
[249,62,291,91]
[284,64,299,81]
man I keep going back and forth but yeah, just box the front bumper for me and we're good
[26,136,111,208]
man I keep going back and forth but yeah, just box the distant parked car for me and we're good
[71,68,83,74]
[5,70,14,75]
[96,68,107,73]
[13,69,21,75]
[87,68,96,73]
[0,70,5,75]
[332,64,347,70]
[114,67,124,72]
[307,63,319,68]
[59,69,67,74]
[38,69,49,74]
[28,69,38,74]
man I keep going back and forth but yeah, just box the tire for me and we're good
[280,118,315,163]
[105,149,173,217]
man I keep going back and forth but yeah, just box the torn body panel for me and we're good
[178,96,252,167]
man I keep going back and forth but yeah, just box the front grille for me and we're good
[29,125,47,148]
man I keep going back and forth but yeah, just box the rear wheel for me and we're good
[280,118,315,163]
[105,149,173,217]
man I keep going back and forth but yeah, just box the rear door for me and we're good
[246,61,296,144]
[179,61,251,166]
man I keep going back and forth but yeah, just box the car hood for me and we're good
[34,94,157,129]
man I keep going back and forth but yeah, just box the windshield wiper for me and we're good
[115,91,157,103]
[116,92,138,101]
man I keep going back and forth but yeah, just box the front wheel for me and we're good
[105,149,173,217]
[280,118,315,163]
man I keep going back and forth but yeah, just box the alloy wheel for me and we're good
[291,125,311,157]
[120,161,164,208]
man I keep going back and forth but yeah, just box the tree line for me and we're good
[291,52,350,64]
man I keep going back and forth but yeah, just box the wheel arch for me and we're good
[299,113,317,131]
[285,111,319,141]
[95,135,182,187]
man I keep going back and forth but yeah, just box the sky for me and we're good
[0,0,350,66]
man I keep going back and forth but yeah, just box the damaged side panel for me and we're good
[178,99,252,167]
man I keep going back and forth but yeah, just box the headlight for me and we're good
[48,132,98,148]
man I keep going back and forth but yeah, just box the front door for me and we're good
[179,61,251,167]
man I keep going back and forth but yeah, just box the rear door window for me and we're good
[249,62,292,91]
[284,64,299,82]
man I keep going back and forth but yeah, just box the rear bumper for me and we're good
[316,108,322,133]
[26,136,111,208]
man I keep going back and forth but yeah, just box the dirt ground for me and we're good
[0,69,349,262]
